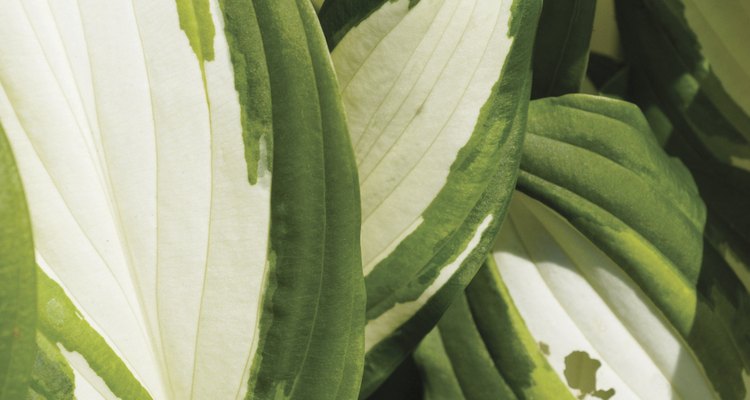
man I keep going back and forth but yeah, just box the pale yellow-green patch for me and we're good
[604,227,698,331]
[175,0,216,62]
[44,299,65,330]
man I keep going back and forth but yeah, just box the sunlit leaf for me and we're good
[415,94,750,399]
[0,1,364,398]
[508,95,749,399]
[320,0,542,394]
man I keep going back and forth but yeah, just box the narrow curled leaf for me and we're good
[247,1,365,398]
[530,0,596,98]
[433,294,517,400]
[321,0,542,394]
[414,261,575,400]
[412,331,465,400]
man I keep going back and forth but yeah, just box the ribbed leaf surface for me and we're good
[0,1,364,398]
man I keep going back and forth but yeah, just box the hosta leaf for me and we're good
[490,94,749,399]
[415,94,750,400]
[0,123,36,400]
[589,0,622,61]
[412,331,465,400]
[615,0,750,172]
[434,294,517,400]
[414,262,574,400]
[247,1,365,398]
[530,0,596,98]
[320,0,542,394]
[0,1,363,399]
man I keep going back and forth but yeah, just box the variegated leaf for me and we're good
[319,0,542,394]
[413,95,750,400]
[500,95,749,399]
[0,1,364,399]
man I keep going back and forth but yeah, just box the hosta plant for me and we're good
[1,0,748,399]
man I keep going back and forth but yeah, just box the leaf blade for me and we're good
[502,94,750,399]
[326,0,542,394]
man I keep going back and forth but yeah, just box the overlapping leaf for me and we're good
[415,94,750,399]
[530,0,596,98]
[318,0,542,394]
[517,95,749,399]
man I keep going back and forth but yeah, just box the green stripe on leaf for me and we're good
[0,123,36,400]
[175,0,216,62]
[36,269,152,400]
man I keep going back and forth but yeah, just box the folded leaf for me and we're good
[413,257,578,400]
[413,260,577,400]
[412,331,465,400]
[491,94,749,399]
[0,123,36,400]
[0,1,363,399]
[320,0,542,394]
